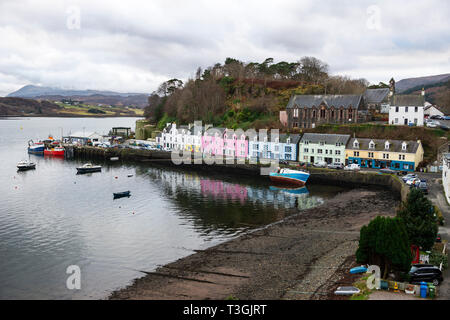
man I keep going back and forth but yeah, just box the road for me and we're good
[411,172,450,300]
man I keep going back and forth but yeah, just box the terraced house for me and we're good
[285,94,369,129]
[248,134,301,161]
[346,138,424,171]
[298,133,350,165]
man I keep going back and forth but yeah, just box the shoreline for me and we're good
[0,114,143,118]
[109,187,399,300]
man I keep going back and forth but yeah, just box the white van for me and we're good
[344,163,361,171]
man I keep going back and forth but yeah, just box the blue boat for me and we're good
[269,168,310,186]
[350,266,368,274]
[27,140,45,154]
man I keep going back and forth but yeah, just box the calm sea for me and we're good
[0,117,347,299]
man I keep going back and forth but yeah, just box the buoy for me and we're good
[115,176,118,179]
[394,282,399,293]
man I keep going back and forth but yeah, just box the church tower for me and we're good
[389,78,396,97]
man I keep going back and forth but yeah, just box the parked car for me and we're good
[427,121,439,128]
[402,173,418,182]
[416,181,428,194]
[344,163,361,171]
[431,115,444,120]
[409,264,443,286]
[406,177,421,187]
[328,163,344,170]
[279,160,289,165]
[313,161,327,168]
[444,116,450,120]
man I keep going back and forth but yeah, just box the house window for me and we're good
[368,152,374,158]
[320,141,325,146]
[335,150,341,155]
[405,107,408,112]
[335,158,340,163]
[293,122,298,128]
[396,107,399,112]
[318,149,323,154]
[286,154,292,160]
[369,142,375,149]
[285,146,292,153]
[353,151,359,157]
[304,148,309,153]
[415,107,418,112]
[353,141,359,148]
[395,118,398,124]
[275,146,279,152]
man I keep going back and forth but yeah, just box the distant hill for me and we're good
[7,85,149,108]
[396,73,450,93]
[0,97,62,116]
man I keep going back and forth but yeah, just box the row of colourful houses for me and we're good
[157,123,424,172]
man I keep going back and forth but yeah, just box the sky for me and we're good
[0,0,449,97]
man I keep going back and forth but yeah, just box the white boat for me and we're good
[17,160,36,171]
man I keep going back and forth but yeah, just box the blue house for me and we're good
[248,134,301,162]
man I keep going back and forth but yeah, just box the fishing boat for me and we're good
[76,163,102,174]
[113,191,131,199]
[17,160,36,171]
[44,146,65,157]
[27,140,45,154]
[269,168,310,186]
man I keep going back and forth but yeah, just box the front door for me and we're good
[310,156,315,163]
[404,119,408,125]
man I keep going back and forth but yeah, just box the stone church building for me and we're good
[285,94,369,129]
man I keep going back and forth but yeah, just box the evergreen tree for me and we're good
[356,216,411,278]
[397,188,438,251]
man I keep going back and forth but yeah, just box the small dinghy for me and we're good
[113,191,131,199]
[76,163,102,174]
[17,160,36,171]
[350,266,368,274]
[334,286,360,296]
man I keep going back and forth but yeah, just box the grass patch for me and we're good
[349,274,373,301]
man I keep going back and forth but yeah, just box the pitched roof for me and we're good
[204,127,226,137]
[391,95,425,107]
[364,88,390,104]
[287,94,363,109]
[347,138,420,154]
[300,133,351,145]
[279,134,301,144]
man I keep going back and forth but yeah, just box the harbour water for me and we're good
[0,117,349,299]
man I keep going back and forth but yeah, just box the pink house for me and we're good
[223,128,249,158]
[201,127,225,156]
[201,127,249,158]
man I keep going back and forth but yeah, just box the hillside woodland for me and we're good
[144,57,369,130]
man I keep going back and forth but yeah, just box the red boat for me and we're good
[44,147,65,157]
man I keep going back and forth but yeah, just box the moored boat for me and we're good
[76,163,102,174]
[27,140,45,154]
[269,168,310,186]
[113,191,131,199]
[17,160,36,171]
[44,146,65,157]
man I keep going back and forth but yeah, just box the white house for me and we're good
[443,154,450,202]
[298,133,350,165]
[160,123,204,151]
[389,94,425,126]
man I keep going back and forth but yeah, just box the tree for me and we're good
[356,216,411,278]
[298,56,329,84]
[397,188,438,251]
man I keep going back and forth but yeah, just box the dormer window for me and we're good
[369,141,375,149]
[286,138,291,144]
[402,142,407,151]
[385,141,390,150]
[275,137,279,143]
[353,139,359,149]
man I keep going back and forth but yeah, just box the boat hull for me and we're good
[44,149,65,157]
[17,164,36,171]
[28,145,45,154]
[77,167,102,174]
[269,172,310,187]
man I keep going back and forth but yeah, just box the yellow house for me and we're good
[345,138,424,172]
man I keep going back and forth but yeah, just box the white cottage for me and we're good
[389,94,425,126]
